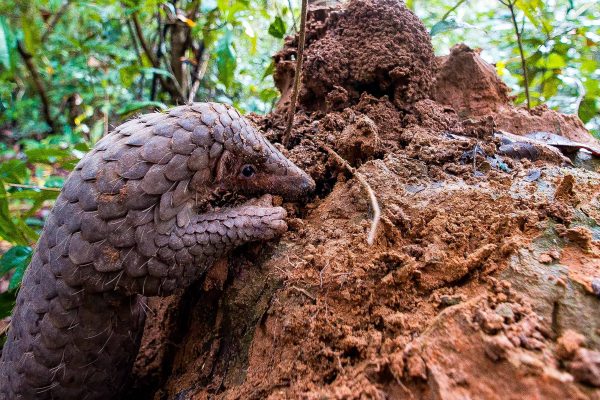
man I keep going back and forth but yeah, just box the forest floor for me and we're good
[131,0,600,398]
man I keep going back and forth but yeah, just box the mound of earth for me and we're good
[274,0,436,113]
[432,44,600,147]
[131,1,600,399]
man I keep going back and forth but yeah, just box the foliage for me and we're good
[411,0,600,137]
[0,0,598,317]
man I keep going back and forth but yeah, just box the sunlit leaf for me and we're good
[8,261,28,290]
[262,60,274,81]
[546,53,566,69]
[0,17,13,70]
[216,29,236,89]
[0,245,32,275]
[430,18,474,36]
[268,16,287,39]
[0,160,28,183]
[24,148,74,164]
[141,67,175,80]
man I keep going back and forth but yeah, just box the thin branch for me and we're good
[7,184,61,192]
[290,285,316,301]
[126,19,145,100]
[287,0,298,32]
[320,144,381,246]
[132,12,159,66]
[41,1,71,43]
[188,41,209,103]
[131,12,183,102]
[16,41,56,133]
[440,0,467,22]
[282,0,308,148]
[500,0,531,109]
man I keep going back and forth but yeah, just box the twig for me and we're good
[7,184,61,192]
[41,1,71,43]
[282,0,308,148]
[125,19,145,100]
[320,144,381,246]
[131,12,183,102]
[440,0,467,21]
[290,285,316,301]
[16,41,56,133]
[188,42,209,103]
[287,0,298,32]
[132,12,159,66]
[499,0,531,109]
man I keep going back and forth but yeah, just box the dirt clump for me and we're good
[433,44,600,147]
[275,0,436,113]
[133,1,600,399]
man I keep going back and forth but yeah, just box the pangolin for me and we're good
[0,102,315,399]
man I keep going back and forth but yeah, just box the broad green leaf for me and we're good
[0,245,32,275]
[268,16,287,39]
[24,148,74,164]
[140,67,175,80]
[216,29,237,89]
[8,260,28,290]
[0,180,27,245]
[0,291,16,320]
[261,60,275,81]
[546,53,566,69]
[21,4,42,54]
[0,160,28,183]
[430,19,474,36]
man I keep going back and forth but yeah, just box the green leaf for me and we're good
[0,291,16,320]
[0,160,28,183]
[216,29,237,89]
[268,16,287,39]
[430,18,474,36]
[8,260,28,290]
[117,101,167,116]
[546,53,566,69]
[0,180,27,245]
[0,17,13,70]
[140,67,175,80]
[24,148,74,164]
[0,245,32,276]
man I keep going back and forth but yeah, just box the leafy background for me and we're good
[0,0,598,320]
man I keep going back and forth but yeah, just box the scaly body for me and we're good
[0,102,314,399]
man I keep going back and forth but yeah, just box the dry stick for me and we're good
[8,184,61,192]
[282,0,308,148]
[321,144,381,246]
[188,51,209,103]
[287,0,298,32]
[16,41,56,133]
[500,0,531,109]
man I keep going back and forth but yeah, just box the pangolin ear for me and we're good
[214,150,237,183]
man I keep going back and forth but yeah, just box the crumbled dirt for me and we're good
[132,1,600,398]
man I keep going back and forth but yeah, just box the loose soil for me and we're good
[132,1,600,399]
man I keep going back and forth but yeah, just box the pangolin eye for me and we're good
[241,164,256,178]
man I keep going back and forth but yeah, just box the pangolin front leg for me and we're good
[0,102,314,399]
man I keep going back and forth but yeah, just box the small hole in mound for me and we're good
[314,167,339,199]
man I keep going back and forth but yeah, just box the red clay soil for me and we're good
[131,1,600,399]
